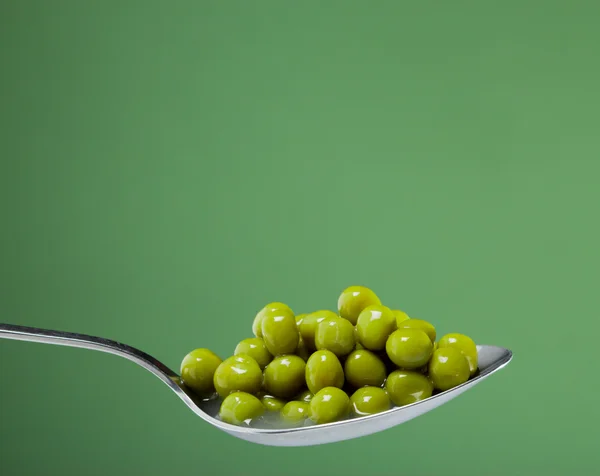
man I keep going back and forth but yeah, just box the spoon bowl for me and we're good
[0,324,511,447]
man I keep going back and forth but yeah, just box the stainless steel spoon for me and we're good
[0,323,512,447]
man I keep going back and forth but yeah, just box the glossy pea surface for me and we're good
[252,302,293,338]
[261,307,299,356]
[281,401,311,422]
[356,304,397,351]
[263,355,306,399]
[429,347,470,391]
[438,333,478,375]
[310,387,350,424]
[234,337,272,370]
[219,392,264,425]
[260,394,287,412]
[397,318,436,343]
[296,389,313,403]
[295,313,307,327]
[315,316,355,357]
[343,349,387,388]
[386,328,433,369]
[392,310,410,326]
[337,286,381,325]
[213,354,263,397]
[385,370,433,406]
[180,348,222,397]
[305,350,344,394]
[298,310,338,351]
[350,387,391,415]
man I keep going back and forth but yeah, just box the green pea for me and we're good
[315,316,355,358]
[260,394,287,412]
[295,313,307,327]
[234,337,273,370]
[295,389,313,403]
[213,354,263,397]
[219,391,264,425]
[337,285,381,325]
[392,309,410,326]
[310,387,350,424]
[263,355,306,399]
[397,318,436,343]
[343,349,387,388]
[350,387,391,415]
[298,310,338,351]
[252,302,293,338]
[386,328,433,369]
[429,347,470,391]
[281,401,311,422]
[356,304,396,351]
[385,370,433,406]
[180,348,222,397]
[305,350,344,394]
[261,307,299,356]
[437,333,478,376]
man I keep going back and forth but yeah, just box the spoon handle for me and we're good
[0,323,216,424]
[0,322,180,382]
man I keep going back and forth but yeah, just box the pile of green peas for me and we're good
[180,286,478,427]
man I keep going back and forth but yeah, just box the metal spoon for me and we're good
[0,323,512,447]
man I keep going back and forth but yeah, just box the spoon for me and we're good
[0,323,512,447]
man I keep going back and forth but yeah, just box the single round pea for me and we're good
[315,317,355,358]
[356,304,397,351]
[213,354,263,397]
[438,333,478,376]
[305,350,344,394]
[219,391,264,425]
[263,355,306,399]
[386,328,433,369]
[296,389,313,403]
[310,387,350,424]
[344,349,387,388]
[234,337,272,370]
[350,387,391,415]
[261,307,299,356]
[429,347,470,391]
[252,302,293,338]
[337,285,381,325]
[385,370,433,406]
[180,348,222,397]
[397,319,436,343]
[298,310,338,351]
[392,310,410,326]
[260,394,287,412]
[281,401,311,422]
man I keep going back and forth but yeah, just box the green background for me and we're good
[1,1,598,475]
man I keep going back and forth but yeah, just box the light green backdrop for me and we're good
[1,1,598,475]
